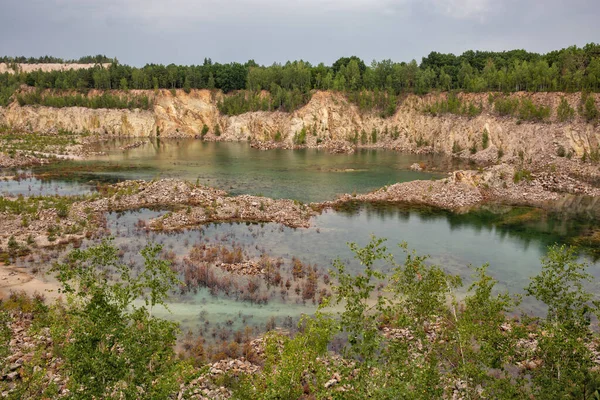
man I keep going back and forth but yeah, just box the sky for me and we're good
[1,0,599,66]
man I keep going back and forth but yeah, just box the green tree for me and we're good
[51,239,184,398]
[526,244,599,327]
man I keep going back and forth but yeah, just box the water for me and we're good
[95,203,599,333]
[32,139,448,202]
[5,140,598,337]
[0,176,96,197]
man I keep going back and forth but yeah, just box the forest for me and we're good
[1,43,600,113]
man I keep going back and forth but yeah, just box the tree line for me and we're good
[0,54,114,64]
[1,44,599,112]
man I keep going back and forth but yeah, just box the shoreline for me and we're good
[0,263,59,301]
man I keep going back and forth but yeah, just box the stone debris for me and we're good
[119,140,146,150]
[219,261,263,276]
[0,152,47,168]
[1,312,68,398]
[318,140,355,154]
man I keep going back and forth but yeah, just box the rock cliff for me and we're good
[1,90,598,171]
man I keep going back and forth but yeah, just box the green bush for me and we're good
[360,129,367,144]
[482,129,489,149]
[513,168,532,183]
[494,96,520,116]
[201,124,209,138]
[422,93,482,118]
[49,240,184,398]
[16,91,152,110]
[237,237,600,399]
[293,127,307,145]
[583,96,599,122]
[557,97,575,122]
[518,98,551,122]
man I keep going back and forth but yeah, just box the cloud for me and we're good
[1,0,599,66]
[427,0,494,19]
[49,0,494,28]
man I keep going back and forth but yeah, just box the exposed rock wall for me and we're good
[1,90,599,165]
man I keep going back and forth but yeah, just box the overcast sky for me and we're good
[1,0,599,66]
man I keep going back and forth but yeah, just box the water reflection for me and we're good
[31,140,449,202]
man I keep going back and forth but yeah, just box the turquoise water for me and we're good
[34,139,448,202]
[5,140,597,336]
[99,204,599,333]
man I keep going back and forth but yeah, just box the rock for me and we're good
[324,378,337,388]
[6,371,19,381]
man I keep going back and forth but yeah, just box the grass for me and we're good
[0,129,85,155]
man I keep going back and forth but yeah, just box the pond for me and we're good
[31,139,449,201]
[80,203,598,335]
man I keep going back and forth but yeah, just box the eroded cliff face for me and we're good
[1,90,599,165]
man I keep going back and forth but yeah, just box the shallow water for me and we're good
[95,204,600,333]
[5,140,598,337]
[0,176,96,197]
[34,139,449,202]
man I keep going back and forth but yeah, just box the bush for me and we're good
[293,127,307,145]
[201,124,209,138]
[583,96,599,122]
[238,237,600,399]
[482,129,489,149]
[518,98,551,122]
[360,129,367,144]
[422,93,482,118]
[513,168,532,183]
[347,89,397,118]
[494,96,520,116]
[557,97,575,122]
[49,240,184,398]
[16,91,153,110]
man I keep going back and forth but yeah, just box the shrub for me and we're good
[583,96,599,122]
[513,169,532,183]
[15,91,153,110]
[201,124,209,138]
[557,97,575,122]
[482,129,489,149]
[518,98,551,122]
[49,240,183,398]
[494,96,520,116]
[293,127,307,145]
[360,129,367,144]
